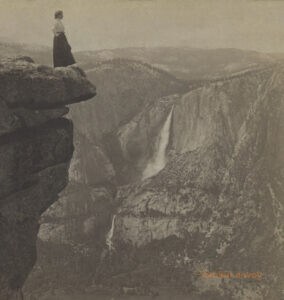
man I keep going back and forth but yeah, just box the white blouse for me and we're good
[53,19,65,36]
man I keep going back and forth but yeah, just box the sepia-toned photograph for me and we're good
[0,0,283,299]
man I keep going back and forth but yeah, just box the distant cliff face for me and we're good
[110,67,283,299]
[0,56,95,299]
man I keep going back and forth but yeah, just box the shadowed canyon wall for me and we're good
[0,56,95,299]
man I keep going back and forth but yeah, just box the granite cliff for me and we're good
[109,66,283,299]
[0,56,95,299]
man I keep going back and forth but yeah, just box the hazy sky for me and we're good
[1,0,284,52]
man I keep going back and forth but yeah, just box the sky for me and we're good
[0,0,284,52]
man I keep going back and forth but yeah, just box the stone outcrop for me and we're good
[0,56,95,299]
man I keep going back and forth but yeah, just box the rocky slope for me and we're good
[107,66,283,299]
[0,56,95,299]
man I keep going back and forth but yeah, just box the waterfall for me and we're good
[143,106,174,179]
[106,214,116,251]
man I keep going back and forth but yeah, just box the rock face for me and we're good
[109,67,283,299]
[0,56,95,299]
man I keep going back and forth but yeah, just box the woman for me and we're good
[53,10,76,67]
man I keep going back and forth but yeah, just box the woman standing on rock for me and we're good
[53,10,76,67]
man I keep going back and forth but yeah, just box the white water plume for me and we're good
[106,214,116,251]
[143,106,174,179]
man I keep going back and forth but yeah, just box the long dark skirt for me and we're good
[53,32,76,67]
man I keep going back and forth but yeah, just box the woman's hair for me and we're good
[54,10,63,19]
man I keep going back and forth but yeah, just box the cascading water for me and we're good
[143,106,174,179]
[106,214,116,251]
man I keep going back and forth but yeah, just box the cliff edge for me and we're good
[0,56,95,299]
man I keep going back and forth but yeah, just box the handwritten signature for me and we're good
[200,271,263,280]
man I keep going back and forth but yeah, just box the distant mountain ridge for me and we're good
[0,41,52,65]
[0,40,278,81]
[76,46,276,80]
